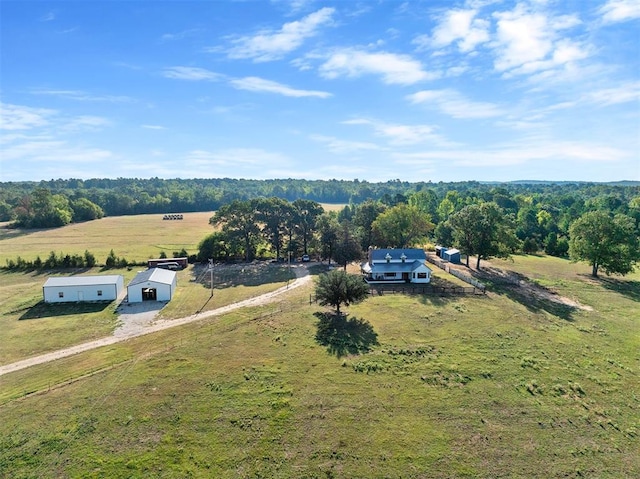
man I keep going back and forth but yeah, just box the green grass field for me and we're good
[0,217,638,478]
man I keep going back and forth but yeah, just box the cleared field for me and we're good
[0,211,216,265]
[0,216,638,478]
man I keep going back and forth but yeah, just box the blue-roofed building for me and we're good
[361,248,432,284]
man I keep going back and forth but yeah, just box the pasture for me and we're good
[0,215,638,478]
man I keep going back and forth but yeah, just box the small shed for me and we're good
[127,268,177,303]
[442,248,461,263]
[43,275,124,303]
[435,246,447,258]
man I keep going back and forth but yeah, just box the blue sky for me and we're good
[1,0,639,183]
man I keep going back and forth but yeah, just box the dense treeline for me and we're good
[1,177,637,225]
[200,185,640,277]
[2,178,639,276]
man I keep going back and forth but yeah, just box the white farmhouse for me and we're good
[43,275,124,303]
[361,248,432,284]
[127,268,177,303]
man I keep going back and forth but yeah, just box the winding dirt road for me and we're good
[0,265,312,377]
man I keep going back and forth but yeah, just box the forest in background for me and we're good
[1,178,638,277]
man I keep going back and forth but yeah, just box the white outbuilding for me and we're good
[127,268,177,303]
[43,275,124,303]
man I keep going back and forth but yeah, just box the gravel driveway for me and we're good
[0,265,312,377]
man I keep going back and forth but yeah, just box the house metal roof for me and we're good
[128,268,176,287]
[369,260,430,273]
[43,275,123,288]
[370,248,426,262]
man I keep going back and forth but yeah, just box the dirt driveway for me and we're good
[0,265,312,377]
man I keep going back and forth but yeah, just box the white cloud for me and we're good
[30,89,134,102]
[184,148,293,173]
[342,118,452,146]
[407,89,504,119]
[142,125,167,130]
[394,139,629,168]
[319,48,437,85]
[162,66,224,81]
[160,29,202,42]
[599,0,640,23]
[417,9,490,53]
[227,7,335,62]
[229,77,332,98]
[491,4,586,76]
[309,134,383,154]
[0,103,55,130]
[585,81,640,106]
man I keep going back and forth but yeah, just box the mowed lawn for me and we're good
[0,249,638,478]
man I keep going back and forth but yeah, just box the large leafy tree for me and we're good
[569,211,640,277]
[352,199,386,250]
[333,221,363,270]
[448,202,520,269]
[315,269,369,315]
[292,199,324,255]
[255,197,295,261]
[210,199,260,261]
[371,203,433,248]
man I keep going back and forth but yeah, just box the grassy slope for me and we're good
[0,253,638,478]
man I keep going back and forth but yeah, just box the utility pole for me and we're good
[209,258,214,297]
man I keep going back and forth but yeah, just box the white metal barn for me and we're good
[127,268,177,303]
[43,275,124,303]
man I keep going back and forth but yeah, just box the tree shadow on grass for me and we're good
[314,312,379,358]
[597,277,640,302]
[19,301,112,320]
[481,277,577,322]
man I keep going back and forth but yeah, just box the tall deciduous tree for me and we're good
[315,269,369,315]
[292,199,324,255]
[210,199,260,262]
[333,221,362,270]
[569,211,640,277]
[255,197,294,261]
[448,202,520,269]
[371,203,433,248]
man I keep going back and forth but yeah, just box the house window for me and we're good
[384,272,396,278]
[97,290,103,297]
[58,292,64,298]
[417,272,428,279]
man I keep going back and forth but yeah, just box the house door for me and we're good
[402,272,410,282]
[78,291,84,301]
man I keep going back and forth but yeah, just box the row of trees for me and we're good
[2,179,637,230]
[198,192,640,277]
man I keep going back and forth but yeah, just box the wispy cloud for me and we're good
[407,89,504,119]
[0,103,55,130]
[30,89,135,103]
[162,66,224,81]
[342,118,452,146]
[414,8,490,53]
[309,134,383,154]
[395,139,629,168]
[184,148,292,175]
[599,0,640,23]
[142,124,167,130]
[318,48,437,85]
[229,77,331,98]
[160,28,202,42]
[585,81,640,106]
[226,7,335,62]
